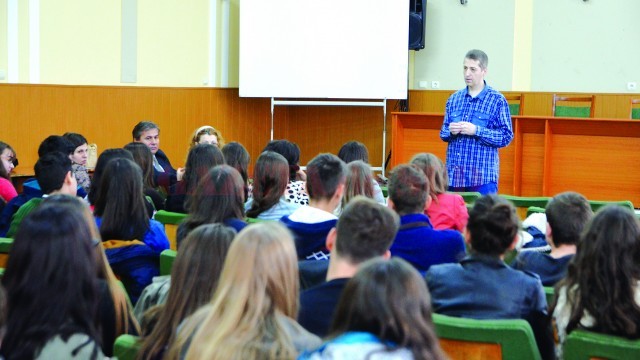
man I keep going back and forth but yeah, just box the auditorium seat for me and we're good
[153,210,187,250]
[451,191,482,205]
[432,313,542,360]
[505,93,524,116]
[631,98,640,119]
[113,334,141,360]
[552,94,595,118]
[0,237,13,269]
[564,329,640,360]
[160,249,177,276]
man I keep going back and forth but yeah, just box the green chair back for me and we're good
[632,108,640,120]
[564,330,640,360]
[554,106,592,118]
[153,210,188,250]
[589,200,634,213]
[543,286,555,306]
[160,249,177,276]
[0,237,13,269]
[246,217,268,223]
[452,192,482,205]
[432,313,542,360]
[509,103,521,116]
[113,334,141,360]
[501,195,551,220]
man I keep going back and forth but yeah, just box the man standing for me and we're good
[440,49,513,194]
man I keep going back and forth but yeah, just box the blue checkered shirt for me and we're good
[440,83,513,187]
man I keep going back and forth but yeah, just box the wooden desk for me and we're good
[391,113,640,205]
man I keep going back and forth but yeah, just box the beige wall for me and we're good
[0,0,638,93]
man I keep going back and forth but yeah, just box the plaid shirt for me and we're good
[440,83,513,187]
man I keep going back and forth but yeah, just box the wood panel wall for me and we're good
[1,85,638,182]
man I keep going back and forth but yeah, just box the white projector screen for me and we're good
[239,0,409,99]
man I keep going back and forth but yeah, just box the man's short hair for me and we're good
[132,121,159,141]
[388,164,428,216]
[37,136,74,157]
[35,152,72,194]
[465,49,489,69]
[335,197,399,264]
[305,153,347,201]
[546,192,592,246]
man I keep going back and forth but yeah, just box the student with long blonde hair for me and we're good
[167,222,320,360]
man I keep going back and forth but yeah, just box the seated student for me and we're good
[6,152,78,238]
[189,125,225,149]
[1,200,106,359]
[167,223,321,359]
[133,121,180,191]
[124,142,166,211]
[426,195,554,360]
[176,165,247,243]
[63,132,91,194]
[93,158,170,302]
[44,194,140,356]
[298,197,399,337]
[337,141,385,204]
[136,224,235,360]
[246,151,300,220]
[165,144,225,213]
[512,192,592,286]
[0,136,77,235]
[263,139,309,205]
[300,258,446,360]
[334,161,375,216]
[387,164,465,273]
[221,142,250,200]
[281,153,347,260]
[552,205,640,358]
[411,152,468,232]
[0,141,18,203]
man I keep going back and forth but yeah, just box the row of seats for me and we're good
[111,314,640,360]
[506,94,640,119]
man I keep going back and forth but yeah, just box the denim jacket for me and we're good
[426,254,555,360]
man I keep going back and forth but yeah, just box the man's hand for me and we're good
[450,121,476,136]
[176,167,186,181]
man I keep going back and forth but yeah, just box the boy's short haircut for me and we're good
[37,136,74,157]
[545,192,592,246]
[35,152,72,194]
[335,197,399,264]
[305,153,347,201]
[388,164,429,216]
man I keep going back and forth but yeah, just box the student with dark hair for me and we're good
[552,205,640,358]
[137,224,235,360]
[263,139,309,205]
[63,132,92,194]
[37,135,74,158]
[281,153,347,260]
[427,195,554,360]
[221,142,250,200]
[411,152,468,232]
[177,165,247,244]
[88,148,134,205]
[6,152,77,237]
[94,158,170,302]
[1,201,105,359]
[298,197,399,337]
[124,142,166,211]
[0,141,18,203]
[246,151,300,220]
[300,258,446,360]
[166,144,225,213]
[133,121,181,190]
[512,191,593,286]
[43,194,140,356]
[337,141,385,205]
[387,164,465,273]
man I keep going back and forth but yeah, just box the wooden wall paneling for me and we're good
[518,118,546,196]
[511,118,523,195]
[390,113,447,168]
[547,118,640,204]
[408,90,454,113]
[542,119,552,196]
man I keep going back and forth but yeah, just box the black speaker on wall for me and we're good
[409,0,426,50]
